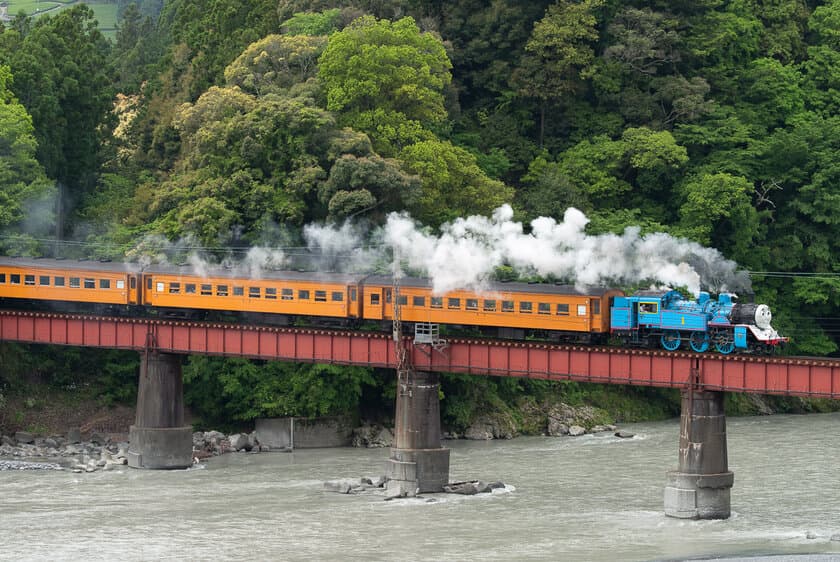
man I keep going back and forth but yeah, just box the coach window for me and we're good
[234,286,244,296]
[430,297,442,309]
[556,303,569,316]
[83,278,95,289]
[519,301,533,313]
[0,273,5,283]
[448,298,461,309]
[370,293,380,305]
[538,303,551,315]
[466,299,478,310]
[350,288,357,302]
[249,287,261,298]
[185,283,196,294]
[169,282,180,294]
[10,274,20,284]
[483,299,496,312]
[592,300,600,314]
[70,277,80,288]
[266,288,277,300]
[281,288,293,300]
[39,276,50,286]
[397,295,407,305]
[502,300,514,312]
[25,275,35,285]
[299,289,310,300]
[577,304,587,316]
[217,285,229,297]
[100,279,111,289]
[146,277,152,290]
[315,290,327,302]
[413,296,425,307]
[332,291,343,302]
[54,276,65,287]
[201,284,212,295]
[156,282,164,292]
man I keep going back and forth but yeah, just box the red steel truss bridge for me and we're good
[1,310,839,398]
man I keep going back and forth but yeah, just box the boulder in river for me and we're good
[14,431,34,444]
[443,480,504,495]
[568,425,586,437]
[614,431,635,439]
[228,433,251,451]
[324,479,355,494]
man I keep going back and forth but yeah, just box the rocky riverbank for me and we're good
[0,430,131,472]
[1,400,637,470]
[351,402,633,447]
[0,429,273,472]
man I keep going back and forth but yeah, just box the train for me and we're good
[0,256,787,354]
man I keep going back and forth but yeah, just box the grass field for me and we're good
[3,0,118,38]
[3,0,65,16]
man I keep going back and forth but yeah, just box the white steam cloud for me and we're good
[125,205,749,295]
[380,205,748,296]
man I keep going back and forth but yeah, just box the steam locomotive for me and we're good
[0,256,787,354]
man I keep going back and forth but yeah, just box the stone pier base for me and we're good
[127,426,193,469]
[386,370,450,496]
[386,448,451,496]
[664,471,734,519]
[127,351,192,469]
[664,389,733,519]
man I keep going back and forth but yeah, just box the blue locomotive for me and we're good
[610,290,787,354]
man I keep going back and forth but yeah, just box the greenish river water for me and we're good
[1,412,839,561]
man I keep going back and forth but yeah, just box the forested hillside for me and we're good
[2,0,840,429]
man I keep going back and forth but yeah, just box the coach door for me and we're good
[590,298,601,331]
[128,274,139,305]
[348,285,359,318]
[382,288,393,319]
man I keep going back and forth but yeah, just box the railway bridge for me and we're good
[2,309,839,519]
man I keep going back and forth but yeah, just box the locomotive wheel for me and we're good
[689,331,710,353]
[660,330,681,351]
[713,331,735,354]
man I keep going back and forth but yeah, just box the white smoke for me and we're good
[382,205,748,296]
[302,221,383,273]
[127,233,287,279]
[124,205,748,294]
[241,246,286,278]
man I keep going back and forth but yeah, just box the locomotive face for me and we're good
[755,304,772,329]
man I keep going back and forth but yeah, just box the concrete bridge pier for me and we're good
[386,370,450,497]
[664,389,734,519]
[127,351,193,469]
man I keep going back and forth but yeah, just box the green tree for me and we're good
[113,3,163,92]
[319,154,420,221]
[0,6,112,236]
[158,0,281,98]
[224,34,327,96]
[148,84,339,242]
[398,138,514,225]
[677,172,762,264]
[0,65,53,230]
[183,356,375,426]
[515,0,603,146]
[281,8,344,35]
[318,15,452,156]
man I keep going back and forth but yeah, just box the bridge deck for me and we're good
[1,311,838,398]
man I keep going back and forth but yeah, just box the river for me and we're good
[1,412,839,561]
